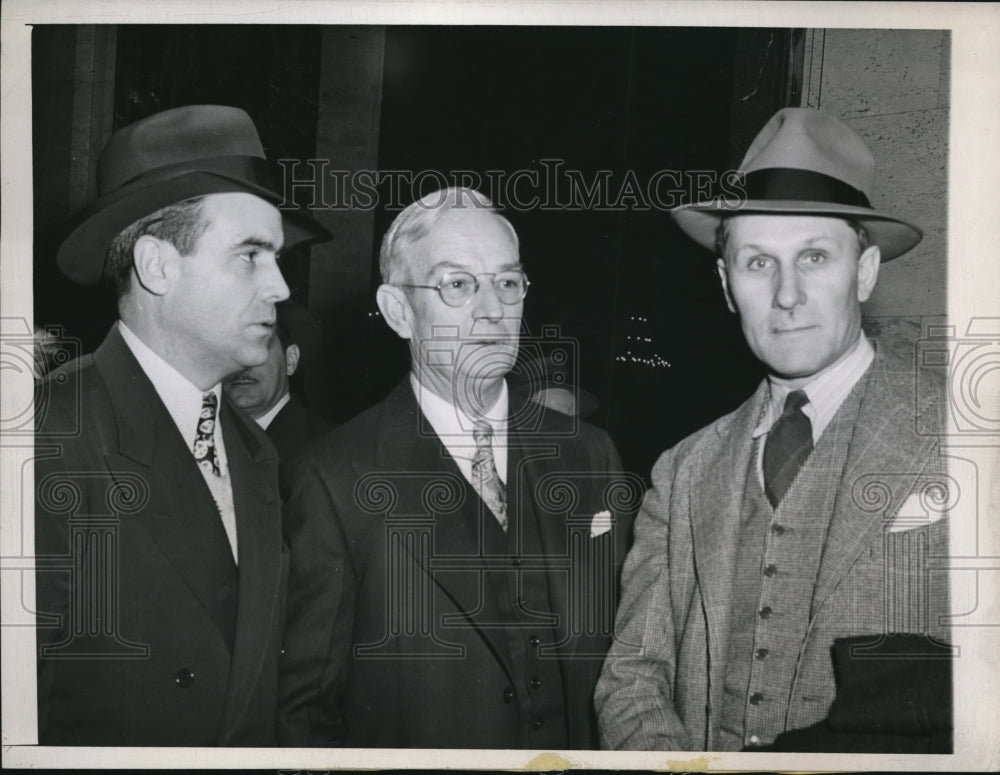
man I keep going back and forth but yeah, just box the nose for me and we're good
[772,263,805,311]
[261,255,290,304]
[471,277,505,322]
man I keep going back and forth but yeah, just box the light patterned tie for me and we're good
[472,419,507,531]
[193,392,221,477]
[763,389,813,507]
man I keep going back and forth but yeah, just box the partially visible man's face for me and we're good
[223,331,292,419]
[160,192,289,387]
[399,208,523,410]
[717,214,880,386]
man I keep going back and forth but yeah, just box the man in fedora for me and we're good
[224,300,336,471]
[595,108,951,751]
[34,105,329,746]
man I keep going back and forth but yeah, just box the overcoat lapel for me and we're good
[94,328,237,651]
[217,399,283,743]
[810,355,938,616]
[689,381,769,713]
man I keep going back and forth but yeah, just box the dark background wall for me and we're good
[32,25,803,480]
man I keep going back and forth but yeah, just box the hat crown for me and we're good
[97,105,267,195]
[740,108,875,199]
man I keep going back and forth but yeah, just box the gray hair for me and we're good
[378,187,519,284]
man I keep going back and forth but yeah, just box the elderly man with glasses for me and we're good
[278,187,636,749]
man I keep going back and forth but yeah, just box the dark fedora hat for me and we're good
[57,105,331,284]
[672,108,922,261]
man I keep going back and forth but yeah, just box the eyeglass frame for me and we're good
[395,269,531,308]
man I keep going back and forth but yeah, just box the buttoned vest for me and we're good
[716,370,870,749]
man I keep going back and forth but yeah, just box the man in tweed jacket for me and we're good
[595,109,950,751]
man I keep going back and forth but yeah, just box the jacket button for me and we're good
[503,687,514,704]
[174,668,195,688]
[763,564,778,578]
[510,557,522,567]
[530,677,543,689]
[532,719,544,730]
[749,692,764,705]
[770,523,786,535]
[759,606,772,620]
[529,635,540,647]
[755,648,769,660]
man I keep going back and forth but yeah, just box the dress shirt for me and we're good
[410,373,508,486]
[118,321,238,561]
[255,391,291,430]
[752,334,875,484]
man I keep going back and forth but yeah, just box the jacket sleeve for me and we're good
[276,455,356,746]
[594,448,694,750]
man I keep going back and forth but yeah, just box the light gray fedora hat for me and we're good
[671,108,922,261]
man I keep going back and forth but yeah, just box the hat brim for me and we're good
[57,170,331,284]
[671,199,923,261]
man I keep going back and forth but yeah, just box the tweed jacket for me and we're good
[278,379,638,748]
[34,326,288,746]
[595,346,950,750]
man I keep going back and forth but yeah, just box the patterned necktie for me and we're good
[193,392,221,477]
[472,419,508,531]
[763,389,812,507]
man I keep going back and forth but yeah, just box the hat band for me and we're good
[742,168,872,209]
[108,155,277,196]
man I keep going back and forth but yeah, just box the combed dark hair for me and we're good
[103,197,208,298]
[715,216,870,259]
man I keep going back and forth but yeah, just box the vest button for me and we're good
[755,648,769,660]
[530,677,543,689]
[749,692,764,705]
[510,557,522,567]
[503,687,514,704]
[759,606,773,620]
[771,523,786,535]
[748,734,762,746]
[529,635,541,647]
[532,719,544,730]
[174,668,195,688]
[763,564,778,577]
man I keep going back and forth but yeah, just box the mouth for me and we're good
[771,325,818,335]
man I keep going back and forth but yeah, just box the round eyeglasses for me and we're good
[398,270,530,308]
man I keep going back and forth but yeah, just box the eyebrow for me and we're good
[234,236,282,253]
[428,261,525,273]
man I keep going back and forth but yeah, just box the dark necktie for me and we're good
[763,389,812,507]
[472,420,508,531]
[193,392,221,477]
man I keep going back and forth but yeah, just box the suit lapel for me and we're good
[217,399,283,742]
[810,353,938,615]
[689,382,769,710]
[94,328,238,651]
[373,381,516,679]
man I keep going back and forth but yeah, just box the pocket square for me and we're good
[885,492,947,533]
[590,510,613,537]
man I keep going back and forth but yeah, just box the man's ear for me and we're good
[856,244,881,303]
[716,257,737,314]
[284,344,301,376]
[376,284,414,340]
[132,235,173,295]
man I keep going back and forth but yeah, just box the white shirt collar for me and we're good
[255,391,291,430]
[410,373,509,484]
[753,333,875,444]
[118,321,227,468]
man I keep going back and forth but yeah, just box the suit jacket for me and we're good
[34,326,288,746]
[278,379,638,748]
[595,346,950,751]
